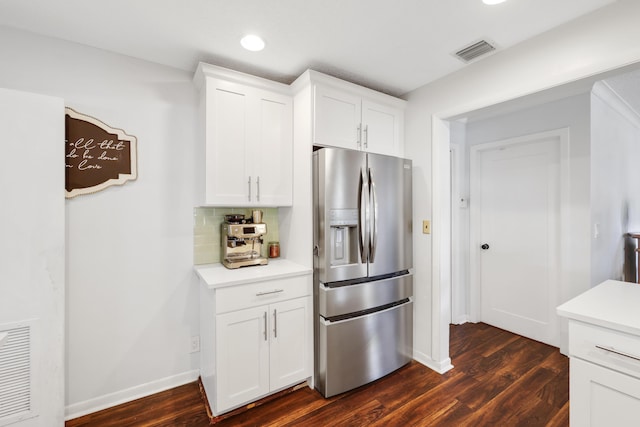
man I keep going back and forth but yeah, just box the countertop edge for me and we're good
[556,308,640,336]
[195,259,312,289]
[556,279,640,336]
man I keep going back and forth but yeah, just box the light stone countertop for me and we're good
[557,279,640,336]
[195,258,312,289]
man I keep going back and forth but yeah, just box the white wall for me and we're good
[590,82,640,285]
[404,0,640,370]
[0,88,65,426]
[0,26,201,418]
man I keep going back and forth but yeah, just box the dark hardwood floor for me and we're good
[66,322,569,426]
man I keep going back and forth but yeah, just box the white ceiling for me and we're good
[0,0,617,96]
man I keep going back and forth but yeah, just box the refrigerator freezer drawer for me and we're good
[319,273,412,318]
[317,299,413,397]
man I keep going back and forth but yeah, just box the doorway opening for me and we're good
[443,64,640,356]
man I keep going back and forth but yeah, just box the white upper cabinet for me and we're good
[361,99,403,156]
[314,85,361,149]
[195,63,293,206]
[309,72,406,157]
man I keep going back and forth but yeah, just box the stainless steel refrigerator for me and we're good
[312,147,413,398]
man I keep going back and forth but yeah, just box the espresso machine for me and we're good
[221,214,268,269]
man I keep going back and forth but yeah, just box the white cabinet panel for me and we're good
[362,99,402,156]
[311,79,404,157]
[197,64,293,206]
[206,86,249,205]
[200,272,312,416]
[314,85,361,150]
[559,282,640,427]
[215,306,270,410]
[270,298,310,390]
[569,321,640,379]
[571,358,640,427]
[253,95,293,206]
[215,275,310,314]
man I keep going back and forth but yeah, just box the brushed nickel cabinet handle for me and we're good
[364,124,369,149]
[256,289,284,296]
[263,311,267,341]
[257,176,260,202]
[596,345,640,362]
[273,309,277,338]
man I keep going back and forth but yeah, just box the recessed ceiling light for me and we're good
[483,0,507,4]
[240,35,265,52]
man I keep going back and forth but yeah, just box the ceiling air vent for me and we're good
[455,40,496,63]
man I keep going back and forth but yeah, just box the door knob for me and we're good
[481,243,490,250]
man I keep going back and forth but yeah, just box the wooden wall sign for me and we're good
[65,108,138,198]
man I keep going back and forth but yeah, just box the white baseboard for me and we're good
[451,315,470,325]
[65,369,200,421]
[413,350,454,374]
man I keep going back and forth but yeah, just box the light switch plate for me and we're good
[422,220,431,234]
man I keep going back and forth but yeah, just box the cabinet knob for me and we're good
[481,243,490,250]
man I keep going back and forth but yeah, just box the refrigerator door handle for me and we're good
[369,167,378,262]
[358,168,369,263]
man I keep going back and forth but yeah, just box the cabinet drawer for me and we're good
[216,275,311,314]
[569,321,640,379]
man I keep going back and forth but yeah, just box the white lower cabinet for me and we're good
[571,357,640,426]
[199,271,312,416]
[268,298,310,390]
[215,305,270,411]
[567,320,640,426]
[558,281,640,427]
[215,298,310,411]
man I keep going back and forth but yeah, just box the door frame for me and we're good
[449,142,467,325]
[468,128,570,325]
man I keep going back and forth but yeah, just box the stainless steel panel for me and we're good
[319,273,413,318]
[316,300,413,397]
[314,148,368,283]
[367,153,413,277]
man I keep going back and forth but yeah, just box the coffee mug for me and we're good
[252,210,263,223]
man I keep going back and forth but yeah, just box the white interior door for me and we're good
[471,130,566,347]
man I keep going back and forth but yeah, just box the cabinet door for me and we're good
[269,297,310,390]
[361,99,403,157]
[215,306,269,412]
[251,90,293,206]
[313,84,361,150]
[571,358,640,426]
[205,81,250,205]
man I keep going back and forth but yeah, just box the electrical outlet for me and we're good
[190,335,200,353]
[422,220,431,234]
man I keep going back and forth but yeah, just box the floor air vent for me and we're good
[0,322,33,426]
[454,39,496,62]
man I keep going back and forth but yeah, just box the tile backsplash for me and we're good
[193,207,280,265]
